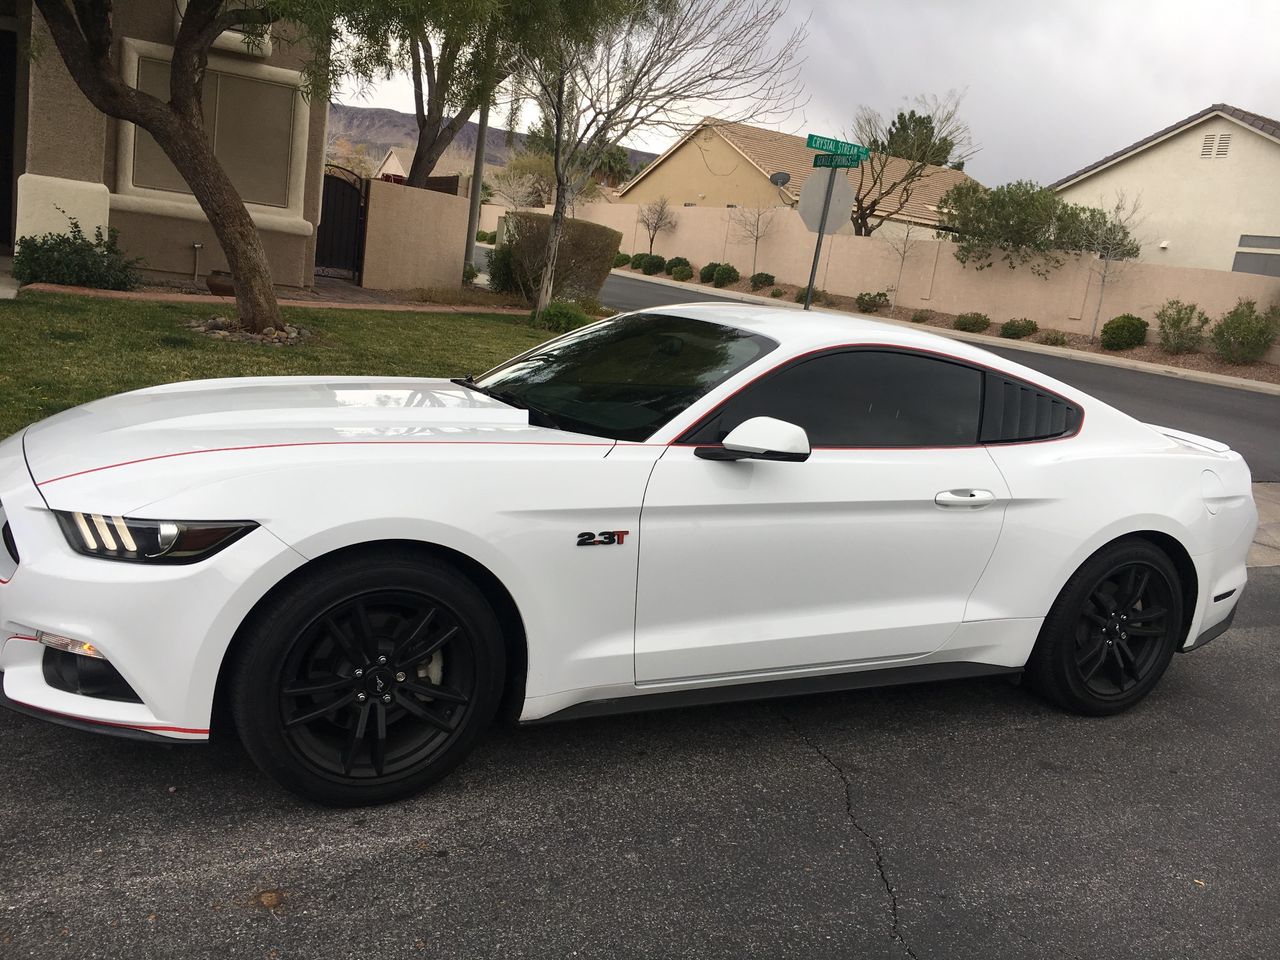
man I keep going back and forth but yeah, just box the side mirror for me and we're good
[695,416,811,462]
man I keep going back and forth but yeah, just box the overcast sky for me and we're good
[337,0,1280,187]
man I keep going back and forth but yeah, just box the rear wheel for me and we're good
[232,550,504,805]
[1027,539,1184,716]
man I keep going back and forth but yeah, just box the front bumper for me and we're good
[0,436,305,740]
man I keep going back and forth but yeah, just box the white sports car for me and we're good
[0,304,1257,805]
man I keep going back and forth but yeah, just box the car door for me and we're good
[634,348,1010,683]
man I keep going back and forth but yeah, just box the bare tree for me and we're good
[638,196,678,254]
[1076,191,1144,342]
[515,0,807,317]
[729,206,778,275]
[848,91,975,237]
[884,223,921,311]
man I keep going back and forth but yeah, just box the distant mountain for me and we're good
[327,102,659,172]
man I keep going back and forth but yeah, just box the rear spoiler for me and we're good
[1147,424,1231,454]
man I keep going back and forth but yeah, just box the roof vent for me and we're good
[1216,133,1232,156]
[1201,134,1216,157]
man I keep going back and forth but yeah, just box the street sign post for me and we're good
[796,167,857,311]
[813,153,862,169]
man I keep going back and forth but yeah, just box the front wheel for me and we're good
[1027,539,1184,716]
[231,550,505,806]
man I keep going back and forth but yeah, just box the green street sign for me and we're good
[805,134,870,159]
[813,153,861,169]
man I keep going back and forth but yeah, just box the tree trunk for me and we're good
[152,116,282,332]
[1089,259,1110,343]
[535,184,570,317]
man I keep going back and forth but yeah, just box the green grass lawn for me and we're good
[0,293,548,438]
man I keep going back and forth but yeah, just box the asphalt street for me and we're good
[1,567,1277,959]
[583,265,1280,481]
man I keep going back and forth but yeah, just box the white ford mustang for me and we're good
[0,304,1257,804]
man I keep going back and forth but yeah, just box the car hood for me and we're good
[23,376,591,491]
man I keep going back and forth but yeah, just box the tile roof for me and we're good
[620,119,975,227]
[1051,103,1280,189]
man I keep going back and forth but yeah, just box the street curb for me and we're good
[608,269,1280,398]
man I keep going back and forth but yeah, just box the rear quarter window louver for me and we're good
[979,372,1081,443]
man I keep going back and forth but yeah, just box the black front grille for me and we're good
[42,648,143,703]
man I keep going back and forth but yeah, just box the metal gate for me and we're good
[315,164,367,282]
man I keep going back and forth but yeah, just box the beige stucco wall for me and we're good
[1056,115,1280,273]
[361,179,468,290]
[16,0,325,287]
[485,200,1280,364]
[618,129,792,209]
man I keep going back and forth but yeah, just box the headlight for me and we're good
[54,511,257,563]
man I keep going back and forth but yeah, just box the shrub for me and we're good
[641,254,666,276]
[953,312,991,333]
[699,261,722,283]
[1155,299,1210,354]
[1039,329,1068,347]
[572,295,611,318]
[1100,313,1148,351]
[770,287,784,298]
[854,290,891,313]
[795,287,831,305]
[475,230,487,243]
[462,261,478,284]
[12,216,143,291]
[486,212,623,303]
[1000,317,1039,339]
[910,310,930,323]
[712,263,740,288]
[1210,299,1280,364]
[532,300,591,333]
[629,252,646,269]
[749,271,776,291]
[665,256,690,275]
[671,265,694,282]
[613,252,632,268]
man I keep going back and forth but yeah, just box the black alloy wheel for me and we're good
[1027,539,1184,716]
[233,550,505,806]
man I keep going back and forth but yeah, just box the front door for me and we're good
[634,348,1010,683]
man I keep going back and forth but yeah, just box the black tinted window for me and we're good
[979,372,1081,442]
[685,350,983,447]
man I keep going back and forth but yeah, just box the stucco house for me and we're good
[616,118,973,233]
[0,0,327,287]
[1052,104,1280,277]
[373,146,414,181]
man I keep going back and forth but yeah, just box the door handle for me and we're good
[935,488,996,508]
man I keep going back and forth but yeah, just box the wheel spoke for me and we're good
[286,690,357,728]
[341,700,371,775]
[1123,568,1150,611]
[392,607,438,661]
[1114,638,1142,683]
[1081,643,1108,682]
[1083,609,1108,628]
[1075,636,1105,666]
[283,676,356,698]
[1092,589,1117,614]
[394,691,456,732]
[399,625,459,671]
[402,680,469,705]
[323,616,364,666]
[1109,644,1130,691]
[371,702,387,777]
[353,602,378,659]
[1127,606,1167,624]
[1126,625,1164,638]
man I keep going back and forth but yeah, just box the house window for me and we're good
[132,56,295,207]
[1232,251,1280,278]
[1239,234,1280,249]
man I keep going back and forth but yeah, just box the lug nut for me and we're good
[1120,633,1128,640]
[395,672,406,682]
[356,692,367,703]
[382,694,393,704]
[354,668,364,678]
[378,656,388,665]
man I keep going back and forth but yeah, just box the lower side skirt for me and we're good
[527,661,1021,725]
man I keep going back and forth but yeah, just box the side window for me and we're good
[685,350,983,447]
[979,372,1081,442]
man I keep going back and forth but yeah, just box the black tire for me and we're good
[1026,538,1184,716]
[231,549,505,806]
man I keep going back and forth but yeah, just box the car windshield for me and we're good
[472,313,778,442]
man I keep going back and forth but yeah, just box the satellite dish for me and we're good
[769,171,791,187]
